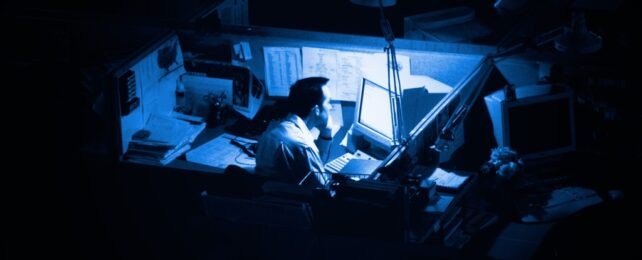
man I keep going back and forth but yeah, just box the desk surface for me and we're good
[168,116,354,175]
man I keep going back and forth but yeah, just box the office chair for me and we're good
[200,191,314,230]
[206,166,316,229]
[219,165,265,197]
[199,190,317,258]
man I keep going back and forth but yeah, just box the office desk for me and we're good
[165,114,355,175]
[101,26,558,258]
[175,110,481,241]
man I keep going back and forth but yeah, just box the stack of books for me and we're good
[125,114,205,165]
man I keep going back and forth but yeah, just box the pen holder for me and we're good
[204,92,228,128]
[207,103,228,128]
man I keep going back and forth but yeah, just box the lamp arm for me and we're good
[377,0,395,43]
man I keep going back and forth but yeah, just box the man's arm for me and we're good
[315,127,333,163]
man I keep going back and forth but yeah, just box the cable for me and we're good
[234,150,255,165]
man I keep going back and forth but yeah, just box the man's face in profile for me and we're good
[315,85,332,129]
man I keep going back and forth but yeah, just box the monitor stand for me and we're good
[341,124,391,160]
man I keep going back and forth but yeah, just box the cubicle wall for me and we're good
[380,56,495,176]
[182,26,490,93]
[111,33,186,156]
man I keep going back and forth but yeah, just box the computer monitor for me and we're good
[485,84,576,162]
[353,78,395,153]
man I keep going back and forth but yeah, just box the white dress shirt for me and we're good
[255,114,331,187]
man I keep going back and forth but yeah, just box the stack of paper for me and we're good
[428,168,469,191]
[125,114,205,165]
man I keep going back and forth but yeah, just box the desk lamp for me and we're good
[351,0,412,245]
[350,0,406,147]
[494,4,604,58]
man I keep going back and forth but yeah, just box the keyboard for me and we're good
[325,153,354,174]
[324,150,377,174]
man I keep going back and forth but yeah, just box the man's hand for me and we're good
[318,116,338,140]
[319,128,333,140]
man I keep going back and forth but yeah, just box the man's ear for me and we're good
[312,105,320,116]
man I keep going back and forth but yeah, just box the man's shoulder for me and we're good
[264,120,309,148]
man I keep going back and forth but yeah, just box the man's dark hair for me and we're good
[288,77,329,118]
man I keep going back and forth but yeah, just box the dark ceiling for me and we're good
[4,0,635,66]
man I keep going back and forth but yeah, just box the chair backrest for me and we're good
[200,191,314,230]
[222,165,265,197]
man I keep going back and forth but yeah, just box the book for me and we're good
[126,144,191,166]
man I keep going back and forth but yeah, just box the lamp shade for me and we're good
[350,0,396,7]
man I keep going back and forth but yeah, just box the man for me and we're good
[255,77,334,187]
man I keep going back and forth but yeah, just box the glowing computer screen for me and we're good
[354,78,394,150]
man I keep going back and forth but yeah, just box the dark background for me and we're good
[4,0,640,258]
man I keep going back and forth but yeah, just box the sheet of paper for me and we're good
[340,129,350,148]
[233,41,252,61]
[405,74,453,93]
[186,133,256,171]
[302,47,339,95]
[263,47,302,97]
[302,47,370,101]
[329,102,343,127]
[362,52,412,91]
[428,168,469,190]
[335,51,369,101]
